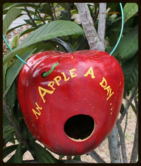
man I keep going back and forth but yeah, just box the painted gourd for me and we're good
[17,50,124,155]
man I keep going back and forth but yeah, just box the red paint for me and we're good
[17,50,124,155]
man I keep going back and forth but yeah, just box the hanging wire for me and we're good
[3,34,27,64]
[110,3,124,55]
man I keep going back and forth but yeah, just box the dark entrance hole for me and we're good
[64,114,94,141]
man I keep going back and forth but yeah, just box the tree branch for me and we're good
[123,93,129,135]
[76,3,104,51]
[98,3,107,44]
[68,3,71,20]
[119,84,138,125]
[130,118,138,163]
[130,97,138,163]
[68,3,72,44]
[32,3,46,25]
[51,3,56,20]
[48,3,54,21]
[88,151,106,163]
[123,111,128,135]
[134,95,138,112]
[116,121,128,163]
[48,3,56,21]
[24,7,38,28]
[108,124,121,163]
[3,100,35,158]
[37,10,46,24]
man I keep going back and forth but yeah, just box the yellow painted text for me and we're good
[100,77,114,100]
[38,86,54,103]
[84,67,95,79]
[69,68,77,78]
[61,72,70,82]
[54,76,62,86]
[32,102,42,119]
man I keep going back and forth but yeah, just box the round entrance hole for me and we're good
[64,114,94,141]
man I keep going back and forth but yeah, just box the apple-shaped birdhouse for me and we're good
[17,50,124,155]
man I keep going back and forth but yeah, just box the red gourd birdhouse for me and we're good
[17,50,124,155]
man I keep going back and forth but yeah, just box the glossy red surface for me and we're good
[17,50,124,155]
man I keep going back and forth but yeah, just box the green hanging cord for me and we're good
[110,3,124,55]
[3,34,27,64]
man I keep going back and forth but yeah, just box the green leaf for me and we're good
[73,155,81,161]
[37,23,46,27]
[113,25,138,60]
[7,24,27,34]
[3,7,22,35]
[10,35,19,49]
[3,3,16,10]
[21,8,36,15]
[3,135,15,147]
[5,145,25,163]
[3,113,10,128]
[75,36,88,50]
[122,53,138,93]
[6,154,15,163]
[112,17,122,23]
[71,9,78,16]
[53,3,57,8]
[3,139,5,148]
[24,19,35,26]
[3,112,10,132]
[20,120,29,140]
[3,9,8,15]
[32,41,53,53]
[4,49,36,96]
[124,3,138,22]
[107,3,119,12]
[12,100,23,123]
[29,141,58,163]
[58,3,69,10]
[3,125,15,139]
[3,145,18,159]
[3,20,84,65]
[8,3,38,9]
[55,6,65,13]
[19,27,37,37]
[3,63,8,93]
[6,80,17,109]
[60,10,68,20]
[13,143,22,163]
[38,3,52,16]
[108,21,121,47]
[18,20,84,47]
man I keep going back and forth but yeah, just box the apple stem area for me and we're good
[64,114,94,141]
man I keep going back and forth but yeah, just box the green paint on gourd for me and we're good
[42,63,59,77]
